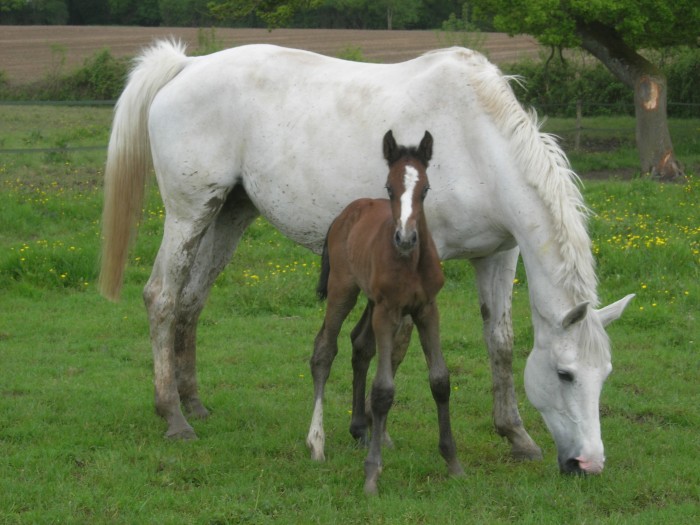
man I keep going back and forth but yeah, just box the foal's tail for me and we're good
[316,233,331,301]
[99,40,188,301]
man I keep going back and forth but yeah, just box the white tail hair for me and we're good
[99,40,188,301]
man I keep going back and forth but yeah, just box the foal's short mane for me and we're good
[385,144,430,168]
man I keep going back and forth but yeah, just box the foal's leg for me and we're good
[363,304,400,495]
[414,303,464,476]
[307,284,360,461]
[349,302,375,445]
[360,314,413,448]
[173,189,259,419]
[472,249,542,460]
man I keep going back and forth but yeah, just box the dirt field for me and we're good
[0,26,543,83]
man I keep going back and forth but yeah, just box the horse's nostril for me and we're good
[394,230,402,245]
[561,458,583,475]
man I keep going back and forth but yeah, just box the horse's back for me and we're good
[147,43,521,257]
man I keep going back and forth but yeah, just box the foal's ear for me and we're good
[383,130,399,164]
[418,131,433,164]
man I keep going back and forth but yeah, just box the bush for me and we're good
[65,49,129,100]
[663,47,700,118]
[503,46,699,118]
[503,58,634,117]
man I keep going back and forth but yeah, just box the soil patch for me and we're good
[1,26,543,83]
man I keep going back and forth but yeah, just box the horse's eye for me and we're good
[421,186,430,200]
[557,370,574,383]
[386,185,394,199]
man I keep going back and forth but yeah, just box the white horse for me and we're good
[99,40,634,475]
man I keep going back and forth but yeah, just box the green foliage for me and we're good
[0,48,128,101]
[503,47,700,118]
[663,47,700,118]
[209,0,324,28]
[65,49,130,100]
[335,45,368,62]
[472,0,700,49]
[505,58,633,117]
[436,3,487,54]
[192,27,225,56]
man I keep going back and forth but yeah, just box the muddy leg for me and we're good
[472,250,542,460]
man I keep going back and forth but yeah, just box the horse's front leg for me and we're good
[472,249,543,460]
[414,302,464,476]
[364,305,399,495]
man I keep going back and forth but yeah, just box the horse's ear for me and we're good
[383,130,398,164]
[562,302,589,329]
[418,131,433,164]
[596,294,635,327]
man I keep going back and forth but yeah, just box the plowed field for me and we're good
[1,26,543,83]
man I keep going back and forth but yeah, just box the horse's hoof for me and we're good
[511,444,543,461]
[184,399,210,420]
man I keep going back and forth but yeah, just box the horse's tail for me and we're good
[316,232,331,301]
[99,40,188,301]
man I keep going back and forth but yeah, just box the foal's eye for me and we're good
[385,185,394,199]
[557,370,575,383]
[421,186,430,200]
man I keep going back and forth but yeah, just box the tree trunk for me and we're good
[576,21,684,182]
[387,6,393,30]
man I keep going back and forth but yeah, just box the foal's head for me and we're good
[382,130,433,256]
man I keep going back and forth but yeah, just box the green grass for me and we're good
[1,106,699,523]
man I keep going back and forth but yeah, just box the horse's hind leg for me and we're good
[174,188,259,419]
[307,282,359,461]
[144,216,209,440]
[472,249,543,460]
[414,303,464,477]
[144,186,257,440]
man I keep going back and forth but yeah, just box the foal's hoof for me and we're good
[165,425,198,441]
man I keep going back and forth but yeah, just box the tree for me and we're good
[209,0,323,28]
[472,0,699,181]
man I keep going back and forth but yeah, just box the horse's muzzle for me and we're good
[559,456,605,475]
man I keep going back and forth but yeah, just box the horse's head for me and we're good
[524,294,634,474]
[382,130,433,256]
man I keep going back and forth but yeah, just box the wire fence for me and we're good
[1,99,698,156]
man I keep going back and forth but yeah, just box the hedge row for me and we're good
[1,44,698,118]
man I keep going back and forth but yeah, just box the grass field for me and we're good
[0,105,698,523]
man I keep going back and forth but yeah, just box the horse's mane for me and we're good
[429,48,599,304]
[425,48,608,364]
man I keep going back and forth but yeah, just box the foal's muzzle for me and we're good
[394,229,418,254]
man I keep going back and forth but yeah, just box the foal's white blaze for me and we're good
[398,166,419,237]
